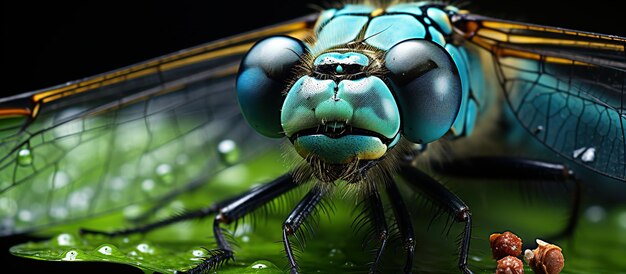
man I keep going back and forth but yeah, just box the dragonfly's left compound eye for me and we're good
[237,36,307,138]
[385,39,462,144]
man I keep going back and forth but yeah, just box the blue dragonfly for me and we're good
[1,1,625,273]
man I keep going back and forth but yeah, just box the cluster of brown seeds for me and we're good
[489,231,564,274]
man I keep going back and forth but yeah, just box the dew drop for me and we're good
[155,164,174,184]
[136,243,154,254]
[50,206,69,219]
[142,179,155,192]
[62,250,79,261]
[192,250,205,257]
[17,148,33,166]
[217,139,240,165]
[98,245,114,255]
[123,205,143,219]
[584,205,606,223]
[18,210,33,222]
[68,188,93,210]
[50,171,70,189]
[56,233,75,246]
[533,125,544,135]
[110,177,127,190]
[470,255,483,262]
[241,236,250,243]
[234,223,252,237]
[191,249,206,261]
[251,263,267,269]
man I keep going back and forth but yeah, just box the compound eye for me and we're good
[384,39,462,144]
[236,36,307,138]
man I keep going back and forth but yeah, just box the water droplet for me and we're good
[17,148,33,166]
[142,179,155,191]
[123,205,143,219]
[251,263,267,269]
[190,249,206,260]
[584,205,606,223]
[217,139,240,165]
[56,233,75,246]
[68,188,94,210]
[50,171,70,189]
[533,125,544,135]
[50,206,68,219]
[62,250,79,261]
[234,223,252,237]
[241,236,250,243]
[110,177,127,190]
[470,255,483,262]
[573,147,595,163]
[155,164,173,184]
[98,245,114,255]
[18,210,32,222]
[136,243,154,254]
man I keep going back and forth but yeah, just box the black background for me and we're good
[1,1,624,273]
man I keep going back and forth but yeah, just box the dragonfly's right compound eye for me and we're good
[237,36,307,138]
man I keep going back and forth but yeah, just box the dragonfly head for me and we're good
[237,37,462,183]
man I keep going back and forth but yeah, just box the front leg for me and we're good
[187,173,298,273]
[282,187,324,274]
[399,164,473,274]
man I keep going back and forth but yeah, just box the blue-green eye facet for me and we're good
[236,36,307,138]
[385,39,462,144]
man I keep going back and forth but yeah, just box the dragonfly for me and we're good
[1,1,625,274]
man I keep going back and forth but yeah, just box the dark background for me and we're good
[1,1,624,273]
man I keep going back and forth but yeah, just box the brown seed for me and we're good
[496,255,524,274]
[523,239,565,274]
[489,231,523,259]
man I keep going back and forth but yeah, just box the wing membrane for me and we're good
[453,14,626,181]
[0,14,317,235]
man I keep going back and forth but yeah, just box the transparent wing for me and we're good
[0,14,317,236]
[453,13,626,181]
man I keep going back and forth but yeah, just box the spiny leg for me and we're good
[283,187,324,274]
[386,180,415,274]
[188,173,299,273]
[361,186,389,274]
[433,156,582,240]
[399,164,473,274]
[80,194,240,236]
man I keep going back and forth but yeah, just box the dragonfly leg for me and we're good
[360,186,389,274]
[79,195,239,237]
[186,173,298,273]
[386,180,415,274]
[283,187,324,274]
[399,164,473,274]
[432,156,581,241]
